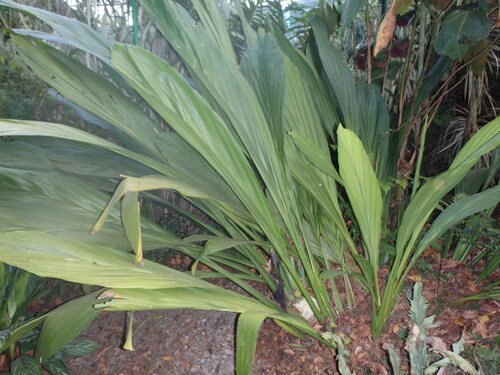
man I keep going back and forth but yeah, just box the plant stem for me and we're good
[411,116,429,199]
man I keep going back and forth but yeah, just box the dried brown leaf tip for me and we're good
[98,291,123,299]
[374,1,398,57]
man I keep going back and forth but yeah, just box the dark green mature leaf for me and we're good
[138,2,296,252]
[36,290,103,360]
[59,339,99,357]
[0,139,153,190]
[339,0,366,32]
[10,355,41,375]
[395,116,500,271]
[111,43,278,234]
[289,131,342,183]
[434,9,490,60]
[0,119,240,212]
[268,20,340,137]
[413,56,452,114]
[190,0,236,64]
[10,34,160,157]
[241,34,285,155]
[96,287,327,344]
[415,185,500,258]
[92,174,233,236]
[0,0,111,61]
[311,17,390,180]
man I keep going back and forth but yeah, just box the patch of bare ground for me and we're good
[65,249,498,374]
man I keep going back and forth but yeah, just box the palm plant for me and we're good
[0,0,499,373]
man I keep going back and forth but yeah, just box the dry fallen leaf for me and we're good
[428,336,447,351]
[478,315,489,323]
[473,321,488,338]
[408,274,422,282]
[374,1,398,56]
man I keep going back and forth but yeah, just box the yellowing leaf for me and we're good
[374,1,397,57]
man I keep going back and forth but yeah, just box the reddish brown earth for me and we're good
[56,249,498,374]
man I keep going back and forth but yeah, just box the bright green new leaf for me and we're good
[235,312,268,375]
[338,126,382,275]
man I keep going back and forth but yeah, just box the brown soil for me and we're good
[62,248,498,375]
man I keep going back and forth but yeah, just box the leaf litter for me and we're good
[57,249,499,374]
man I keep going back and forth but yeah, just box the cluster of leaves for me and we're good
[0,1,498,375]
[0,263,99,374]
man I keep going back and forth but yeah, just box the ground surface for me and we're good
[64,249,499,375]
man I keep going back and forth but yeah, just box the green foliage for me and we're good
[434,9,490,60]
[0,262,98,374]
[0,1,498,374]
[11,355,41,375]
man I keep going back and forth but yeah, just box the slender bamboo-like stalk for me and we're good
[411,116,429,199]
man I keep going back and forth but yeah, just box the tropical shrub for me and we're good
[0,263,98,374]
[0,1,498,374]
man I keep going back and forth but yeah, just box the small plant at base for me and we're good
[385,282,480,375]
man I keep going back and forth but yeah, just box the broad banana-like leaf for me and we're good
[0,231,209,290]
[338,126,382,278]
[0,170,181,250]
